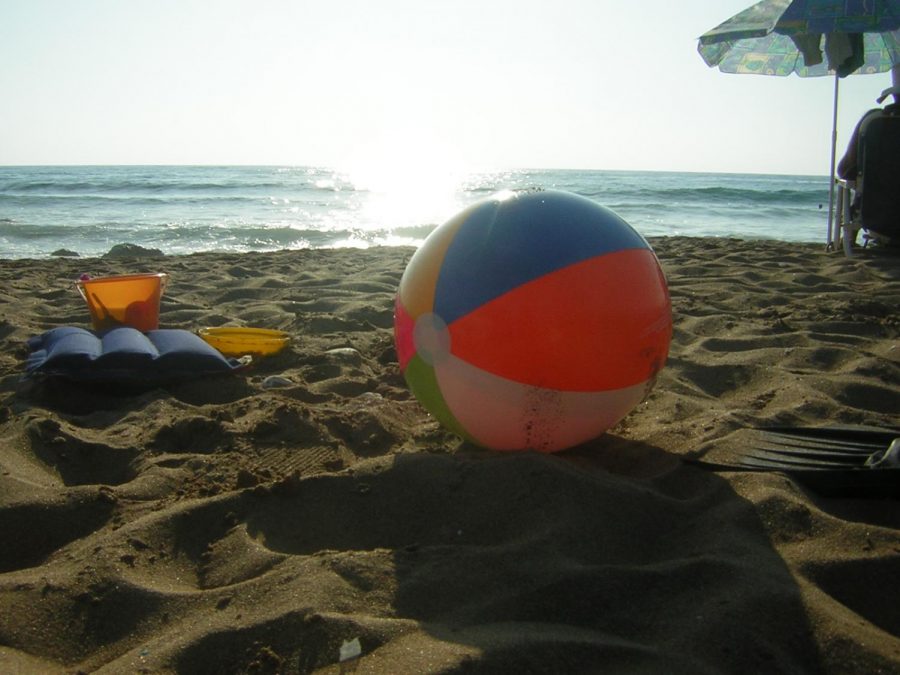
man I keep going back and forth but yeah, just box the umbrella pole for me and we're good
[827,74,839,249]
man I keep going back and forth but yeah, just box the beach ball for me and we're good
[393,189,671,452]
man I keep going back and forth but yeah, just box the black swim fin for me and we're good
[687,425,900,499]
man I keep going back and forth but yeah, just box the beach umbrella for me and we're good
[697,0,900,247]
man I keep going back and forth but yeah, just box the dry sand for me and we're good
[0,237,897,674]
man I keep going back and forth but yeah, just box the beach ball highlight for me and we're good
[394,189,672,452]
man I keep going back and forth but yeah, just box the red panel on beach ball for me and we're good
[448,248,669,392]
[394,189,672,453]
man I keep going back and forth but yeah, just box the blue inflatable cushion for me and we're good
[25,327,244,385]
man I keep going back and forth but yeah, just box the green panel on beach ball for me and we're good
[403,356,474,443]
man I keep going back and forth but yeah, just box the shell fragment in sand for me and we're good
[339,637,362,662]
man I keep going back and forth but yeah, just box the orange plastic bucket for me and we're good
[76,273,168,332]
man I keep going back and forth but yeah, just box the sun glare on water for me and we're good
[341,139,470,246]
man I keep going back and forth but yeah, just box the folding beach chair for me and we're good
[832,112,900,256]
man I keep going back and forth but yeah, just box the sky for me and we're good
[0,0,895,176]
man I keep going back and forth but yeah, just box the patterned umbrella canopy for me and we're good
[699,0,900,76]
[697,0,900,247]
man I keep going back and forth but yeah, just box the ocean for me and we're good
[0,165,832,259]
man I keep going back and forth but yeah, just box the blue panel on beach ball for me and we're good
[433,190,649,325]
